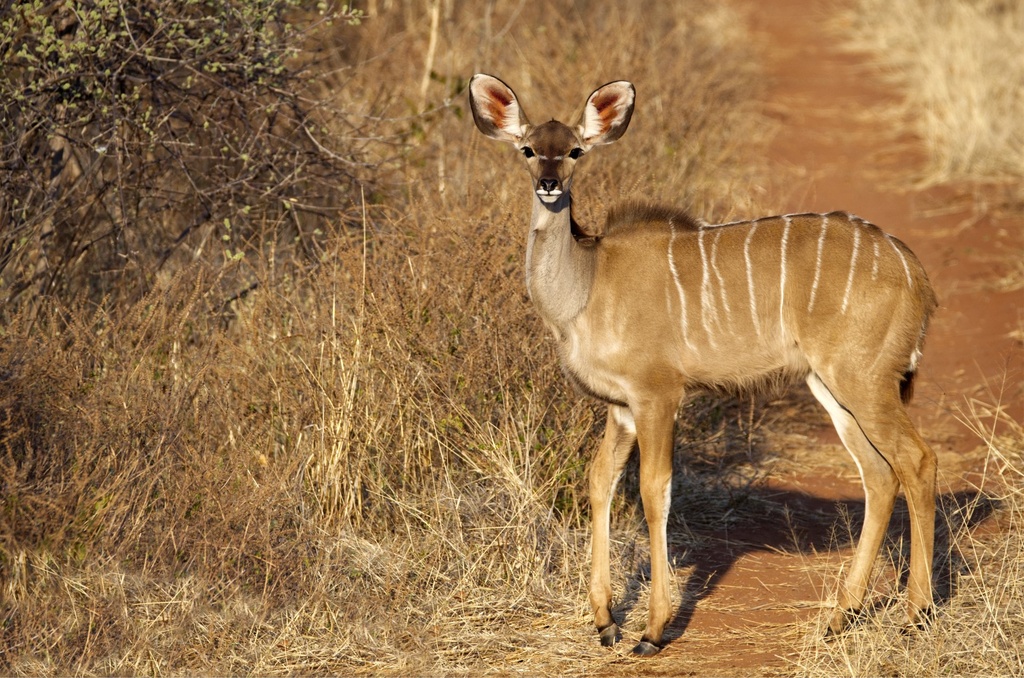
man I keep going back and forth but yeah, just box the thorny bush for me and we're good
[0,0,367,315]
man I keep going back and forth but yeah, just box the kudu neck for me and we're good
[526,190,596,334]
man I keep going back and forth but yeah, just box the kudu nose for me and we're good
[538,178,559,193]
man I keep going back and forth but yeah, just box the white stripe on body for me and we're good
[710,228,732,326]
[887,234,914,287]
[807,215,829,313]
[698,228,718,347]
[668,223,697,351]
[841,226,861,314]
[743,222,761,339]
[779,216,792,333]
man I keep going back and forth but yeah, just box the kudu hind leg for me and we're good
[807,373,900,634]
[850,397,937,629]
[882,412,937,627]
[589,406,637,647]
[808,373,937,632]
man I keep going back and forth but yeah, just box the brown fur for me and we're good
[605,200,703,235]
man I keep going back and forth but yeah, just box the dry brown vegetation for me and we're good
[1,0,1021,675]
[838,0,1024,211]
[1,1,777,674]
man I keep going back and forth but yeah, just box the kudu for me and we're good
[469,73,938,656]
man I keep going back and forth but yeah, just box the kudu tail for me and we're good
[899,369,917,404]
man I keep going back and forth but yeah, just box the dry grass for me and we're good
[838,0,1024,210]
[1,1,779,674]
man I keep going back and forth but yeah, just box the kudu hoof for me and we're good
[824,607,865,639]
[900,606,935,636]
[598,623,620,647]
[631,639,663,657]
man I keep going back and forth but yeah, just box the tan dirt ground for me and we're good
[604,0,1022,674]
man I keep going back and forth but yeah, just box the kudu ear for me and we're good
[469,74,531,144]
[578,81,635,150]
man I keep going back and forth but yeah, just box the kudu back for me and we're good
[469,73,938,657]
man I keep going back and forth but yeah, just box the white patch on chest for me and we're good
[560,321,632,405]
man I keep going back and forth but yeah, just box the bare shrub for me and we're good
[0,0,369,315]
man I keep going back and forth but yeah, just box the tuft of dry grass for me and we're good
[838,0,1024,209]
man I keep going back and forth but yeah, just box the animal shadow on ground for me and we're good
[605,393,1000,646]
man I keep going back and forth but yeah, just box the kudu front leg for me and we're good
[632,399,678,656]
[589,406,637,648]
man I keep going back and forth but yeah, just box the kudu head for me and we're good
[468,74,635,205]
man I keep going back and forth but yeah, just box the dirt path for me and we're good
[617,1,1023,674]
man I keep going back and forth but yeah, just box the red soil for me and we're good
[617,0,1023,673]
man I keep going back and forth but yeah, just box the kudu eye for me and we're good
[568,147,584,160]
[521,146,535,158]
